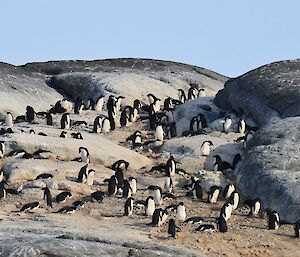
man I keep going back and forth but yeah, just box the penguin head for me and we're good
[178,202,184,207]
[88,169,95,175]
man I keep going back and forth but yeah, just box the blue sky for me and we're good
[0,1,299,77]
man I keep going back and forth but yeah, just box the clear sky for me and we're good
[1,1,299,77]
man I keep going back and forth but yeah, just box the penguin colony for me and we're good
[0,82,298,250]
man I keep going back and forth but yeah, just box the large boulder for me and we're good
[214,59,300,222]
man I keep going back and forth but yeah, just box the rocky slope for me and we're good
[214,59,300,222]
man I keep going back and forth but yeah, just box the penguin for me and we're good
[95,95,104,112]
[245,198,261,216]
[86,98,95,110]
[133,99,142,111]
[197,113,208,129]
[192,180,203,200]
[195,224,215,232]
[238,118,246,134]
[151,187,162,206]
[101,117,111,133]
[74,97,84,114]
[198,88,206,97]
[151,208,162,226]
[154,122,164,141]
[216,216,228,233]
[184,216,203,225]
[164,175,173,193]
[223,184,236,199]
[244,130,255,149]
[220,201,233,221]
[147,93,158,105]
[93,116,103,133]
[86,169,95,186]
[131,107,139,122]
[72,200,85,209]
[18,202,40,212]
[200,141,213,156]
[122,180,132,198]
[0,141,5,159]
[207,186,221,204]
[295,220,300,238]
[178,89,186,103]
[71,132,83,140]
[36,173,53,180]
[5,112,13,127]
[223,116,232,134]
[60,131,67,138]
[29,129,35,134]
[166,156,176,177]
[213,155,232,172]
[56,206,76,214]
[115,168,124,189]
[128,177,137,195]
[56,191,72,203]
[124,197,134,216]
[116,96,125,112]
[43,187,52,208]
[159,209,168,226]
[45,113,53,126]
[61,113,70,129]
[164,97,173,111]
[78,164,88,183]
[120,109,130,127]
[229,191,239,210]
[232,154,242,170]
[190,117,198,132]
[107,95,117,121]
[176,202,186,221]
[108,175,118,196]
[79,147,90,163]
[25,106,36,122]
[91,191,105,202]
[268,211,280,230]
[112,160,129,171]
[168,219,181,238]
[0,181,6,199]
[188,85,198,100]
[145,196,155,216]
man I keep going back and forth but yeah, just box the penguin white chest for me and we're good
[155,126,164,141]
[146,199,155,216]
[201,143,210,156]
[176,205,186,221]
[153,190,162,205]
[81,151,89,163]
[210,189,219,204]
[95,98,104,111]
[129,180,137,194]
[86,171,95,186]
[102,119,110,133]
[5,114,13,127]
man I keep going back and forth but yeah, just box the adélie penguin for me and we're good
[168,218,181,238]
[216,216,228,233]
[43,187,52,208]
[18,202,40,212]
[200,140,213,156]
[176,202,186,221]
[56,191,72,203]
[124,197,134,216]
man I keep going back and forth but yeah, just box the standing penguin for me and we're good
[147,93,158,105]
[46,113,53,126]
[197,113,208,129]
[115,168,124,189]
[200,141,213,156]
[223,184,236,199]
[108,175,118,196]
[74,97,84,114]
[207,186,221,204]
[101,117,111,133]
[122,180,132,198]
[245,198,261,216]
[78,164,88,183]
[145,196,155,216]
[151,187,162,206]
[268,211,280,230]
[151,208,162,226]
[43,187,53,208]
[238,118,246,134]
[190,117,198,132]
[178,89,186,103]
[166,156,176,177]
[154,122,164,141]
[93,116,103,133]
[60,131,67,138]
[124,197,134,216]
[79,147,90,163]
[176,202,186,221]
[0,141,5,159]
[61,113,70,129]
[229,191,239,210]
[95,95,104,112]
[86,169,95,186]
[216,216,228,233]
[188,85,198,100]
[295,220,300,238]
[116,96,125,112]
[86,98,95,110]
[128,177,137,195]
[220,201,233,221]
[164,175,173,193]
[0,181,6,199]
[192,180,203,200]
[223,116,232,134]
[198,88,206,97]
[5,112,13,127]
[168,219,181,238]
[25,106,36,122]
